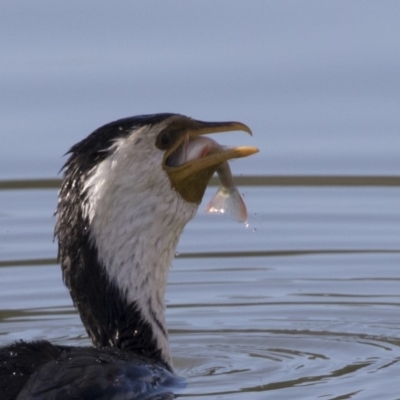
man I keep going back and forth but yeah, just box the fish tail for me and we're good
[205,186,248,223]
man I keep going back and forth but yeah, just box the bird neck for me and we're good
[64,230,177,369]
[89,204,187,368]
[56,149,197,369]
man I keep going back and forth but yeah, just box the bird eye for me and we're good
[160,133,171,147]
[156,128,183,151]
[156,130,176,150]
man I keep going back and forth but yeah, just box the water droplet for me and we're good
[252,228,257,233]
[254,213,257,216]
[245,222,249,228]
[175,251,180,257]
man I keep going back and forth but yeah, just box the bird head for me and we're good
[55,113,257,364]
[63,113,257,223]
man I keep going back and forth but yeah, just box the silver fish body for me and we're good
[170,136,247,223]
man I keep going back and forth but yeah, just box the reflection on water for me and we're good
[1,177,400,399]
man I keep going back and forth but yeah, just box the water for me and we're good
[1,181,399,399]
[1,1,400,398]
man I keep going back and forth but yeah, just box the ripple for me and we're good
[174,329,400,399]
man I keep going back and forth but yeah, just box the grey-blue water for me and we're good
[1,2,400,399]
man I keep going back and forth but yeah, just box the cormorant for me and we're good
[0,113,257,400]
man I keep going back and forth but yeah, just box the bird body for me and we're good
[2,340,183,400]
[0,114,257,399]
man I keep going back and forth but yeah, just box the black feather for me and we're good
[0,340,183,400]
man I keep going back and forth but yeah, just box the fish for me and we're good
[169,135,248,223]
[205,156,248,223]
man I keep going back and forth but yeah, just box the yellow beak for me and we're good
[162,116,259,203]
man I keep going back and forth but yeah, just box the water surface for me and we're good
[1,178,399,399]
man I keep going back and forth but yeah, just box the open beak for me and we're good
[162,117,259,204]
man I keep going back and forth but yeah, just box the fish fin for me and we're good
[205,186,248,223]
